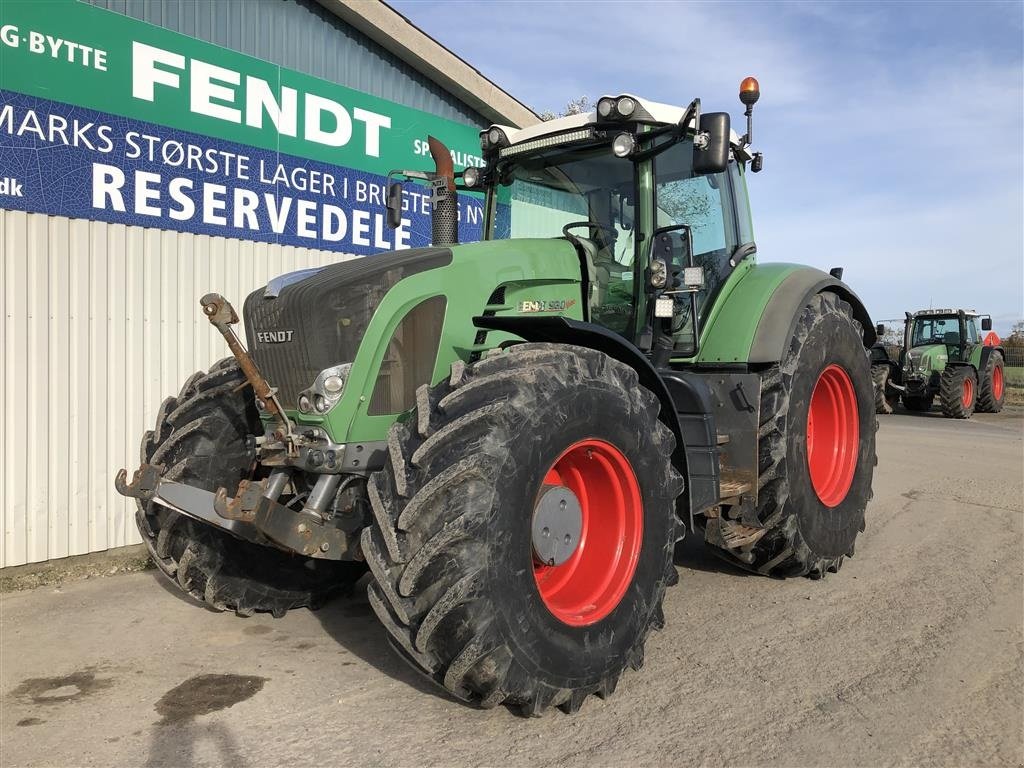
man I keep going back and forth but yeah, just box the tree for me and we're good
[539,96,592,121]
[1003,320,1024,348]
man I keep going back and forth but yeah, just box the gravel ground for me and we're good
[2,409,1022,767]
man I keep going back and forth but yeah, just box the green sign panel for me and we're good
[0,0,485,176]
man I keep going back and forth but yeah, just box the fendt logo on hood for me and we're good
[255,330,295,343]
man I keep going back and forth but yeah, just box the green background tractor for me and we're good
[117,80,879,715]
[871,309,1005,418]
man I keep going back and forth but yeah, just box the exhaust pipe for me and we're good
[427,135,459,247]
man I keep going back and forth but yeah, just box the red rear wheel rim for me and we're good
[806,364,860,508]
[993,366,1004,400]
[533,439,643,626]
[962,376,973,407]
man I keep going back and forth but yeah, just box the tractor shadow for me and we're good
[145,569,454,704]
[311,575,459,704]
[673,534,755,577]
[890,406,945,419]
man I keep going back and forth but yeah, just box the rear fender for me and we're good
[749,270,875,364]
[978,345,1003,374]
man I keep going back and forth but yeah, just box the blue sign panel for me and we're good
[0,90,484,254]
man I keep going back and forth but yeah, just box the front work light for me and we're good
[462,167,480,187]
[616,97,636,117]
[597,98,615,118]
[612,133,636,157]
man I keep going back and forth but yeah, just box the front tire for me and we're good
[977,351,1005,413]
[362,344,683,715]
[939,366,976,419]
[871,364,898,414]
[706,293,875,577]
[135,360,364,617]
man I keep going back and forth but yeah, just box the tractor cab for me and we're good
[906,309,988,368]
[391,87,762,365]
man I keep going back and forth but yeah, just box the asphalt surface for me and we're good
[3,409,1022,767]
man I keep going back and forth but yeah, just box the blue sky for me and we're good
[393,0,1024,334]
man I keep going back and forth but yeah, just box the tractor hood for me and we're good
[243,238,581,410]
[906,343,947,374]
[243,247,453,407]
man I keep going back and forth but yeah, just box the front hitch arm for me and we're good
[199,292,293,437]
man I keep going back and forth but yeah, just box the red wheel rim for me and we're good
[533,439,643,626]
[806,365,859,508]
[962,377,973,407]
[993,366,1004,400]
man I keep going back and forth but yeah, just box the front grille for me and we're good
[243,247,452,407]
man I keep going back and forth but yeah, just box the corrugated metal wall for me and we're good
[83,0,486,126]
[1,210,356,567]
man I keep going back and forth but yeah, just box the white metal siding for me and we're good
[1,211,357,567]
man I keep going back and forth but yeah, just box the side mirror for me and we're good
[693,112,730,175]
[876,323,885,337]
[386,182,404,229]
[981,317,992,331]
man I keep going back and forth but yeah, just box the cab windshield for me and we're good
[488,144,637,334]
[911,316,960,347]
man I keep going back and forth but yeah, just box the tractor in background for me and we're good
[871,309,1005,417]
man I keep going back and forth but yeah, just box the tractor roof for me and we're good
[486,93,747,156]
[912,308,980,317]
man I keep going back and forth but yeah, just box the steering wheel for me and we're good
[562,221,618,241]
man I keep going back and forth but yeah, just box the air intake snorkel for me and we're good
[385,134,459,247]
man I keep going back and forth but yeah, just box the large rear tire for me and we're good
[939,366,976,419]
[976,351,1005,413]
[362,344,683,715]
[135,359,364,617]
[706,292,875,577]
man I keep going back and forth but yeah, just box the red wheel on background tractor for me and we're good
[940,366,976,419]
[977,350,1005,413]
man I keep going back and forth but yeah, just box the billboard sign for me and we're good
[0,0,487,253]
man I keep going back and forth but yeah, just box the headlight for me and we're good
[297,363,352,415]
[616,97,636,117]
[612,133,636,157]
[462,167,480,187]
[597,98,615,118]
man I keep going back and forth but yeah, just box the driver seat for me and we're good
[944,330,961,360]
[578,238,611,309]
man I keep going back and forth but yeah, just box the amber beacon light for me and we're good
[739,76,760,106]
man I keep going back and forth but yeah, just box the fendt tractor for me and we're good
[117,78,878,715]
[871,309,1005,418]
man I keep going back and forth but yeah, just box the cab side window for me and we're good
[966,318,979,344]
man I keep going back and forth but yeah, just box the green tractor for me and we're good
[117,79,878,715]
[871,309,1005,418]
